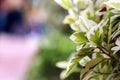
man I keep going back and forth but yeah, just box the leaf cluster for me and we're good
[55,0,120,80]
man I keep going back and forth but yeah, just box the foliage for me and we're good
[26,31,75,80]
[40,0,68,31]
[55,0,120,80]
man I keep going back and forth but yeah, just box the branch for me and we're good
[93,70,111,75]
[98,47,113,58]
[93,70,120,75]
[98,46,119,62]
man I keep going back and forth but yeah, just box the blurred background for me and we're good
[24,0,78,80]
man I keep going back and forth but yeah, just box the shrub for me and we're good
[55,0,120,80]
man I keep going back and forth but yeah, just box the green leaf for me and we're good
[80,58,105,79]
[63,15,76,24]
[66,56,81,75]
[89,75,101,80]
[56,61,68,69]
[77,47,94,56]
[90,29,101,45]
[105,0,120,10]
[79,56,91,66]
[70,32,88,44]
[78,16,97,32]
[70,22,80,31]
[54,0,72,9]
[111,30,120,40]
[78,16,90,32]
[87,27,102,46]
[66,47,94,75]
[60,70,69,80]
[78,47,95,66]
[72,0,92,10]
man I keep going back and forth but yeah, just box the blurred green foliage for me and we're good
[26,0,77,80]
[40,0,68,31]
[26,31,75,80]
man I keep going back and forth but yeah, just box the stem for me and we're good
[93,70,120,75]
[98,46,119,62]
[93,70,111,75]
[98,47,113,58]
[101,46,112,55]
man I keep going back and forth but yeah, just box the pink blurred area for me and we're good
[0,34,39,80]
